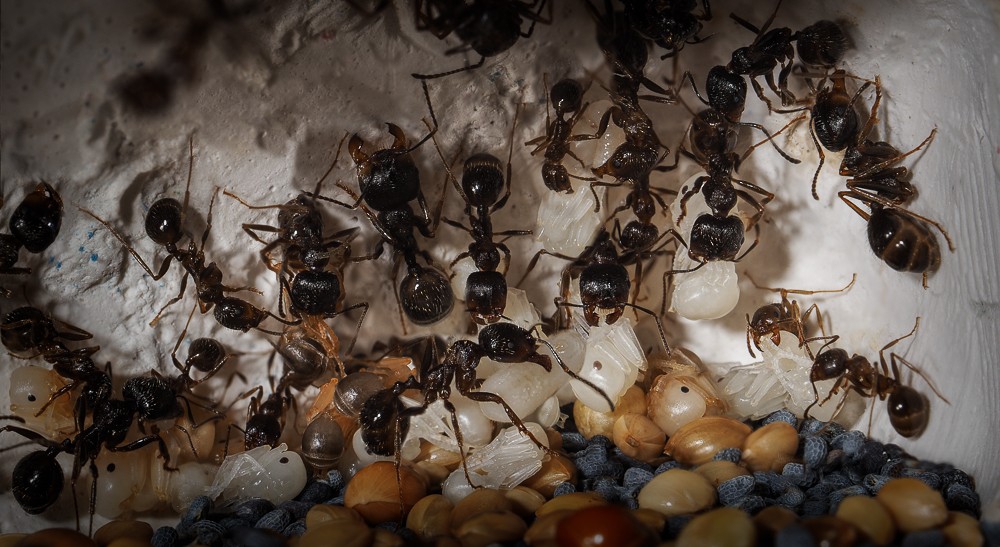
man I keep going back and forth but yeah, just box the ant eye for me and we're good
[27,394,36,402]
[107,463,116,473]
[680,386,689,393]
[279,457,289,464]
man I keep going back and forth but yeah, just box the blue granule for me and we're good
[941,468,975,490]
[775,486,805,509]
[735,494,766,514]
[151,526,179,547]
[327,495,345,506]
[881,458,906,477]
[600,459,625,480]
[375,521,402,531]
[593,476,620,502]
[718,475,755,506]
[852,439,889,474]
[843,467,864,484]
[801,498,829,517]
[575,454,606,479]
[255,508,292,532]
[622,496,639,510]
[775,523,816,547]
[901,468,942,490]
[589,435,613,450]
[227,526,286,547]
[781,462,813,487]
[944,483,981,517]
[831,430,866,456]
[611,447,653,471]
[297,480,335,503]
[396,528,421,543]
[278,500,314,519]
[622,467,654,490]
[828,485,867,512]
[234,499,276,523]
[901,529,946,547]
[762,409,798,428]
[822,472,854,491]
[823,448,845,468]
[981,520,1000,547]
[219,517,250,530]
[862,474,891,494]
[561,432,588,452]
[553,482,576,496]
[326,469,346,494]
[753,471,791,497]
[191,520,225,546]
[713,447,742,463]
[183,495,214,523]
[818,420,846,439]
[282,519,307,537]
[654,460,680,475]
[802,436,828,470]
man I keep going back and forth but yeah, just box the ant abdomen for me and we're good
[867,208,940,273]
[542,163,572,193]
[186,338,227,373]
[399,268,454,325]
[689,214,744,261]
[144,198,184,246]
[796,20,849,68]
[12,450,64,514]
[245,414,283,450]
[810,348,849,383]
[462,153,505,207]
[1,234,20,268]
[466,270,507,323]
[214,297,268,332]
[359,388,405,457]
[290,270,344,316]
[478,322,544,365]
[10,183,63,253]
[551,79,583,115]
[888,385,929,438]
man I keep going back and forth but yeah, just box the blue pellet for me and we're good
[562,432,588,452]
[665,515,693,539]
[801,498,828,517]
[654,460,680,475]
[623,496,639,510]
[601,459,625,479]
[235,499,276,523]
[282,519,307,537]
[152,526,180,547]
[863,474,891,494]
[191,520,226,546]
[327,495,345,506]
[781,462,809,485]
[227,527,285,547]
[326,469,345,493]
[763,409,798,428]
[278,500,314,520]
[718,475,755,506]
[553,481,576,497]
[881,458,906,478]
[183,495,214,523]
[803,436,828,470]
[853,440,889,473]
[776,486,805,508]
[713,447,742,463]
[576,456,605,478]
[623,467,654,490]
[611,447,653,471]
[594,476,619,502]
[775,523,817,547]
[941,468,975,489]
[754,471,791,497]
[256,509,293,532]
[901,468,942,490]
[799,418,824,435]
[901,529,946,547]
[297,480,335,503]
[824,448,845,467]
[219,517,250,530]
[981,520,1000,547]
[735,494,766,514]
[819,420,846,440]
[375,521,402,531]
[843,467,864,484]
[829,485,868,512]
[832,430,866,456]
[822,472,854,491]
[945,483,981,517]
[883,443,909,461]
[590,435,613,450]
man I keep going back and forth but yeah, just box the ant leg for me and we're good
[412,55,486,81]
[890,352,949,404]
[443,399,477,489]
[857,76,883,143]
[391,258,409,336]
[78,208,176,280]
[734,225,761,261]
[734,189,767,228]
[150,272,190,327]
[110,433,177,471]
[492,101,522,213]
[856,128,937,182]
[516,249,578,286]
[333,301,370,357]
[171,303,199,375]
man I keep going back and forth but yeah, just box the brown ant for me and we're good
[80,138,296,334]
[2,183,63,297]
[806,318,948,438]
[412,0,551,80]
[525,76,593,194]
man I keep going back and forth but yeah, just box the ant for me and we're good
[80,138,297,334]
[431,103,533,324]
[726,0,798,110]
[806,318,948,438]
[794,20,849,69]
[2,182,63,297]
[744,274,856,358]
[525,76,593,194]
[310,118,454,330]
[620,0,712,59]
[412,0,551,80]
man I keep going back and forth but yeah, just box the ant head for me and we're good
[290,270,344,317]
[542,163,573,193]
[887,386,929,438]
[462,153,505,208]
[9,183,63,253]
[186,338,228,373]
[595,143,658,181]
[550,78,583,116]
[466,270,507,324]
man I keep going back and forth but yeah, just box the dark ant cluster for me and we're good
[1,0,964,537]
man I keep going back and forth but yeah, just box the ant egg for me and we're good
[9,365,76,438]
[207,443,307,506]
[647,358,728,436]
[441,422,548,502]
[572,319,646,412]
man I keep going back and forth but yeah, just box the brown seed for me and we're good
[453,511,527,547]
[544,427,563,452]
[505,486,546,518]
[15,529,98,547]
[306,504,365,529]
[105,540,151,547]
[663,416,751,466]
[414,461,451,486]
[450,488,513,529]
[803,516,859,547]
[942,511,985,547]
[613,414,667,462]
[536,492,607,517]
[524,509,574,546]
[372,529,404,547]
[524,454,577,498]
[631,508,667,536]
[875,478,948,532]
[741,421,798,473]
[675,507,755,547]
[694,460,750,487]
[94,520,153,546]
[637,469,717,517]
[835,495,896,545]
[753,505,799,544]
[556,505,656,547]
[405,494,454,540]
[300,519,374,547]
[345,461,428,524]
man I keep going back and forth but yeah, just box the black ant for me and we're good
[310,119,454,330]
[794,20,849,69]
[620,0,712,59]
[412,0,551,80]
[80,138,297,334]
[2,183,63,297]
[744,274,855,358]
[525,76,593,194]
[806,318,948,438]
[726,0,797,110]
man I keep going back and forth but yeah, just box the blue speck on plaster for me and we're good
[56,261,62,270]
[48,256,54,263]
[90,253,98,262]
[87,231,95,239]
[79,245,85,252]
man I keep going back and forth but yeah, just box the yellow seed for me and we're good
[637,469,717,517]
[836,495,896,545]
[450,488,513,529]
[299,519,373,547]
[676,507,755,547]
[535,492,607,517]
[505,486,546,518]
[663,416,751,466]
[453,511,527,547]
[94,520,153,546]
[414,461,451,486]
[16,529,98,547]
[613,413,667,462]
[741,422,798,473]
[405,494,454,541]
[694,460,750,487]
[306,504,365,529]
[875,478,948,532]
[524,454,577,498]
[344,461,428,524]
[942,511,985,547]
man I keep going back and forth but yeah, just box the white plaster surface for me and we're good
[1,0,998,532]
